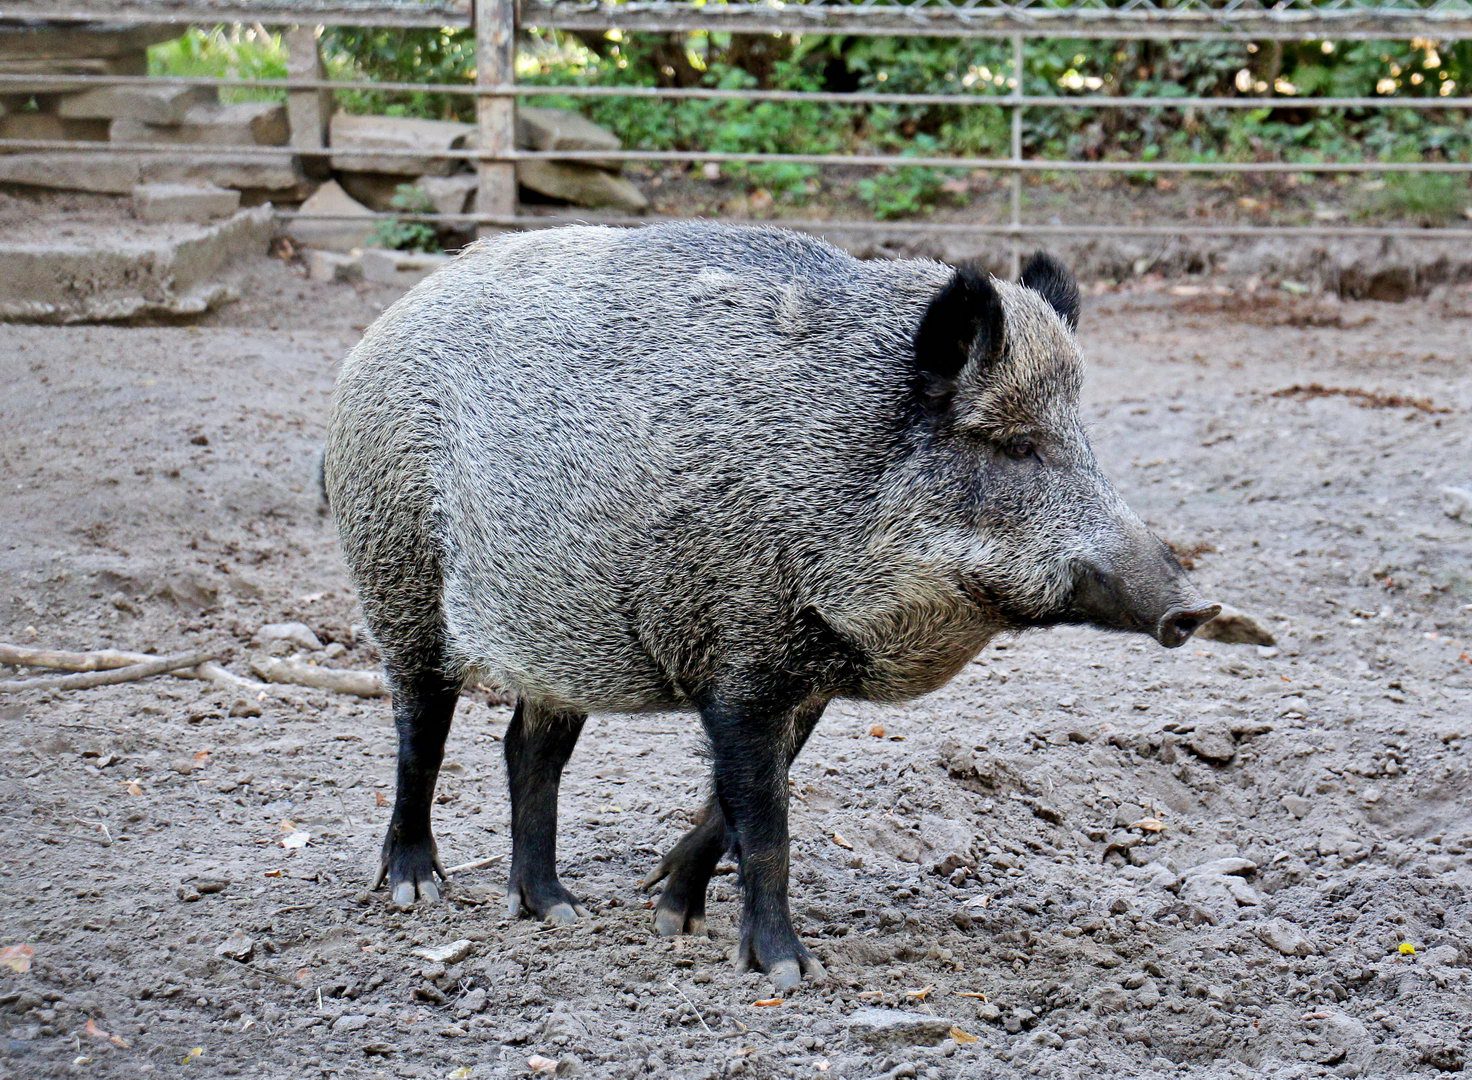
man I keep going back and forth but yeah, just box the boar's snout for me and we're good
[1069,540,1220,649]
[1155,602,1223,649]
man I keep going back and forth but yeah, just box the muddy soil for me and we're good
[1,255,1470,1080]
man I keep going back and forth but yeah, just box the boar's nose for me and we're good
[1155,603,1222,649]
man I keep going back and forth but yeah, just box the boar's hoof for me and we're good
[505,876,589,925]
[653,903,706,939]
[373,838,448,909]
[735,941,827,993]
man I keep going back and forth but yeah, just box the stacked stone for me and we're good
[0,22,306,203]
[298,105,649,250]
[0,22,651,251]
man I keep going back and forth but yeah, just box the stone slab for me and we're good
[0,52,146,95]
[58,84,216,125]
[0,205,272,323]
[132,181,240,223]
[517,158,647,213]
[0,112,110,151]
[516,105,621,170]
[0,150,306,196]
[111,101,289,147]
[329,112,473,177]
[0,23,177,61]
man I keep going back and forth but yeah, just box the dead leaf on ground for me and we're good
[955,990,990,1001]
[83,1018,131,1048]
[752,997,784,1007]
[374,790,388,808]
[868,723,885,738]
[1,944,35,973]
[950,1026,979,1044]
[1130,817,1166,833]
[832,833,853,851]
[527,1055,558,1074]
[907,985,934,1001]
[124,780,143,796]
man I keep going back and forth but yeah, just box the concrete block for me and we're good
[132,182,241,223]
[418,173,478,217]
[58,84,216,125]
[304,248,363,283]
[517,159,648,214]
[290,179,377,252]
[111,102,289,147]
[359,246,452,288]
[517,105,622,169]
[0,205,273,323]
[330,112,473,177]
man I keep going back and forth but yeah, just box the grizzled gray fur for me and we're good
[325,221,1217,992]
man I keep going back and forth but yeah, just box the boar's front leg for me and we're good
[643,699,825,938]
[699,696,827,992]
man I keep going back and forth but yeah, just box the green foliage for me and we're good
[1359,172,1471,226]
[370,185,441,252]
[147,26,286,103]
[152,23,1472,223]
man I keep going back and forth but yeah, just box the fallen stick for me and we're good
[0,651,215,694]
[0,643,271,694]
[444,854,504,876]
[249,656,386,698]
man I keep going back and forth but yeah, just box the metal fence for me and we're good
[4,0,1471,256]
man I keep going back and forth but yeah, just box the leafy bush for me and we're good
[370,185,441,252]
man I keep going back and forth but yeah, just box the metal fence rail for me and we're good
[3,0,1470,254]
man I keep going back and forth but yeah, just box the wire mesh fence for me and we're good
[3,0,1470,255]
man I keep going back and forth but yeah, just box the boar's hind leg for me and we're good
[374,667,460,908]
[701,698,827,992]
[643,701,824,939]
[504,698,589,926]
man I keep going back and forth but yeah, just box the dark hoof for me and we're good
[735,924,825,992]
[642,830,722,938]
[506,872,588,925]
[374,833,448,909]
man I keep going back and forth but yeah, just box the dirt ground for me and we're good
[1,251,1470,1080]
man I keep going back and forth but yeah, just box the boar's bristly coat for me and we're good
[325,222,1218,991]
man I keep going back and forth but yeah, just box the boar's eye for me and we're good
[1001,437,1039,462]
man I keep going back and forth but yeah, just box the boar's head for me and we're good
[907,253,1219,648]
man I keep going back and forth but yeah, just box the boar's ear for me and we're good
[913,267,1006,409]
[1019,251,1080,331]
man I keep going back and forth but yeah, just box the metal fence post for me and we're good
[475,0,518,235]
[1009,33,1025,277]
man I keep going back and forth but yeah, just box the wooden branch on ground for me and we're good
[0,651,215,694]
[0,643,270,694]
[249,656,386,698]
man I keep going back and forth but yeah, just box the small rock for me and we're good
[229,697,262,718]
[131,181,240,223]
[291,180,376,253]
[1258,918,1314,957]
[1194,603,1276,646]
[1442,486,1472,523]
[332,1013,371,1033]
[411,939,474,965]
[1184,724,1237,765]
[459,987,488,1014]
[1282,793,1313,818]
[253,621,323,651]
[215,930,254,961]
[846,1007,957,1048]
[1183,857,1257,879]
